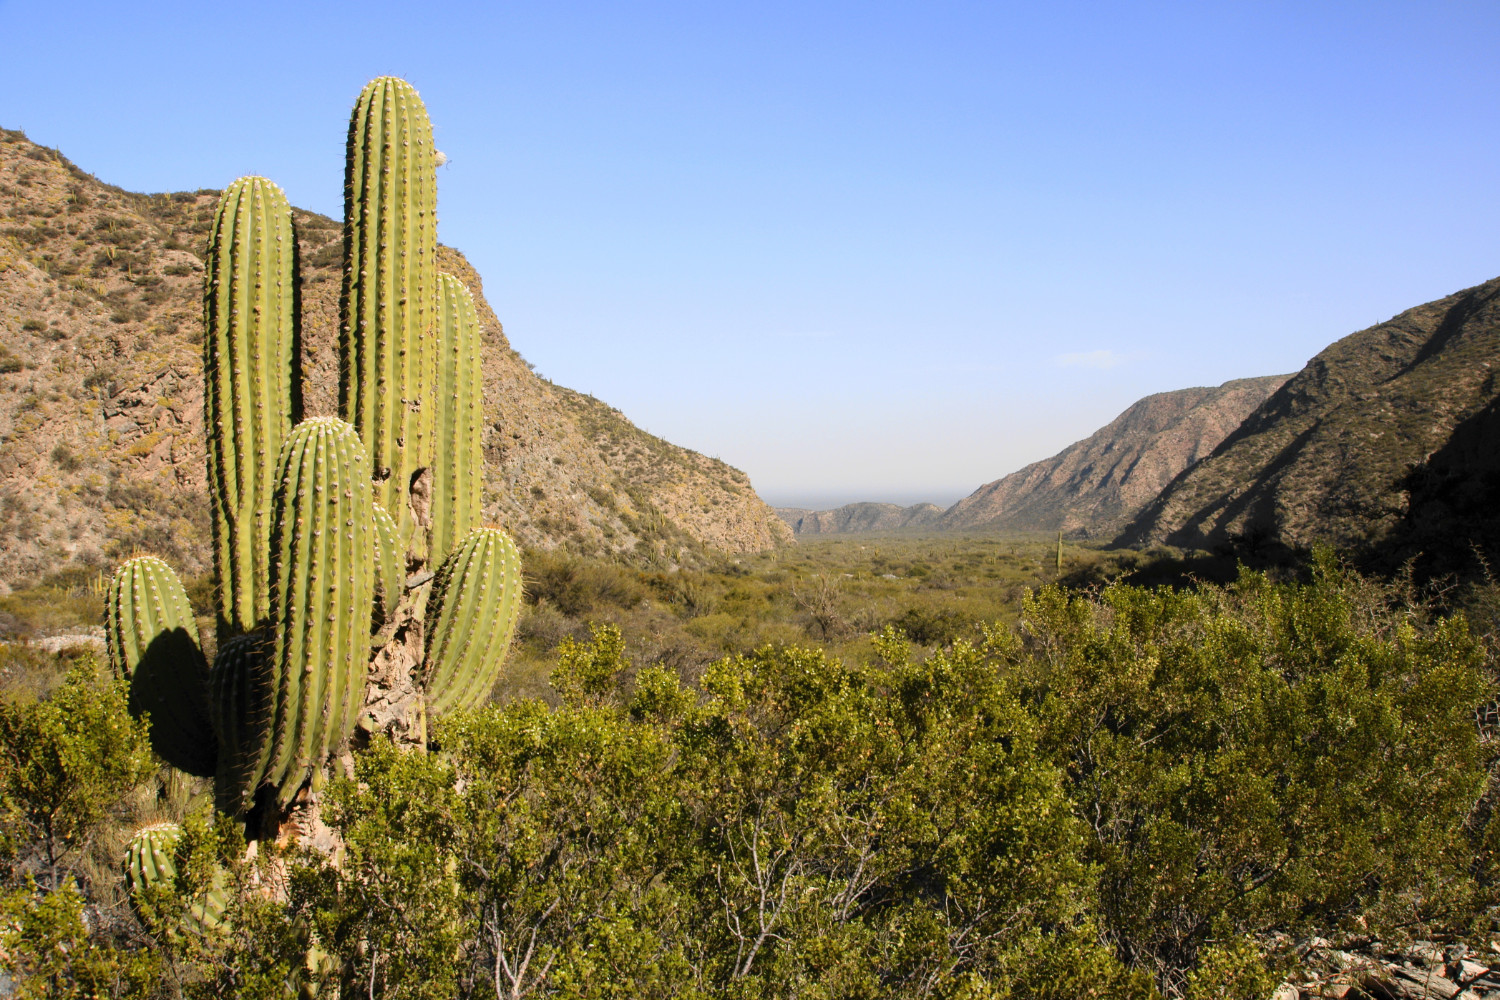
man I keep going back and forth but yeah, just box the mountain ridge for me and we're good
[939,375,1289,536]
[1117,274,1500,575]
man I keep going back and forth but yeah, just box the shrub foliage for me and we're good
[0,561,1494,998]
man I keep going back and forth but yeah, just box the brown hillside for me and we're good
[775,502,945,535]
[941,376,1288,536]
[1118,275,1500,570]
[0,129,789,592]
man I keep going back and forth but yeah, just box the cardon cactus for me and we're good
[204,176,298,637]
[209,630,274,818]
[341,76,439,557]
[430,274,484,562]
[423,527,523,716]
[116,77,522,839]
[105,556,216,777]
[265,417,375,804]
[124,822,227,937]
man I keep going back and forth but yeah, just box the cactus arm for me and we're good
[371,502,404,623]
[105,557,216,777]
[267,418,374,804]
[430,274,484,563]
[124,822,227,937]
[209,631,274,818]
[423,528,523,716]
[204,176,297,637]
[340,77,438,559]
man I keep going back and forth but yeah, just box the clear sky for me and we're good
[2,1,1497,510]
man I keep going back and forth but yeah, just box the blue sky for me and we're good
[3,1,1497,509]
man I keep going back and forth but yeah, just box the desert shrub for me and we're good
[1006,555,1492,994]
[523,548,645,616]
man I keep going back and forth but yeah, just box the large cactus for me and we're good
[105,557,216,777]
[204,176,298,637]
[265,417,375,804]
[431,274,485,562]
[124,822,227,938]
[116,77,522,842]
[341,76,439,557]
[423,528,523,716]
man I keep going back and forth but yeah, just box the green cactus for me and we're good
[371,502,405,624]
[123,77,526,827]
[209,630,274,818]
[204,176,298,637]
[105,556,216,777]
[341,76,439,558]
[430,274,485,563]
[123,822,227,937]
[423,527,523,716]
[266,417,375,805]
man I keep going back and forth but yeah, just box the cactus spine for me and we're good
[105,557,216,777]
[204,176,298,636]
[209,631,274,818]
[124,822,227,937]
[266,417,375,804]
[423,528,523,716]
[341,76,439,558]
[430,274,484,562]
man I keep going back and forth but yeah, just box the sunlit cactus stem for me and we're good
[423,527,523,716]
[431,274,484,562]
[105,556,216,777]
[266,417,375,805]
[340,76,439,559]
[371,502,405,624]
[204,176,299,637]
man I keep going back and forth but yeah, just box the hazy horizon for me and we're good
[4,1,1496,503]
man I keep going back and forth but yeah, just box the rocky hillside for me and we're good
[0,129,790,592]
[775,502,945,535]
[940,376,1289,536]
[1118,275,1500,574]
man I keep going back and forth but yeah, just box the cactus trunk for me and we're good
[204,176,298,637]
[340,76,439,560]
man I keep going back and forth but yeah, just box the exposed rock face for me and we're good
[0,129,789,592]
[1118,275,1500,572]
[776,502,945,535]
[940,376,1289,536]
